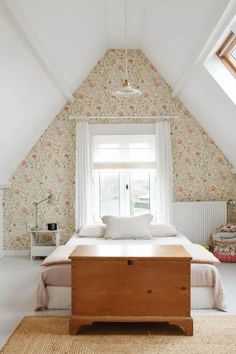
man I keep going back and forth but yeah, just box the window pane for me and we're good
[230,47,236,61]
[100,172,120,216]
[130,171,150,216]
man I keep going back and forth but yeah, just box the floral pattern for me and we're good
[3,49,236,250]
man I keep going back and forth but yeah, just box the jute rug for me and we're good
[1,316,236,354]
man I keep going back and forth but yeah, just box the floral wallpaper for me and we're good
[3,117,76,249]
[3,49,236,250]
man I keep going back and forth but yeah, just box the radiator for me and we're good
[173,201,227,244]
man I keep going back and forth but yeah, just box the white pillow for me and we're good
[102,214,153,239]
[151,223,178,237]
[78,224,105,238]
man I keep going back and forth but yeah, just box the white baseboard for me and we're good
[3,250,29,256]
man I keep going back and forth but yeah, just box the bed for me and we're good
[36,232,227,311]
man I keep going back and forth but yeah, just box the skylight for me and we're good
[217,31,236,77]
[204,27,236,105]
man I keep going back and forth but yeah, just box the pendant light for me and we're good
[112,0,141,97]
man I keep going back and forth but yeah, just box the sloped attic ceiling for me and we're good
[0,0,236,185]
[0,0,107,185]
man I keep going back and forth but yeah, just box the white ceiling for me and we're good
[0,0,236,185]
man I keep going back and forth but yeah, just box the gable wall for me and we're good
[3,49,236,250]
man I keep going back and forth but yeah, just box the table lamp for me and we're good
[32,194,53,230]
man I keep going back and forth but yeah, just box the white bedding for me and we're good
[66,233,191,247]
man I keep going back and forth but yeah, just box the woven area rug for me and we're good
[1,316,236,354]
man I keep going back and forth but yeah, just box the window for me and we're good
[93,135,156,221]
[217,31,236,77]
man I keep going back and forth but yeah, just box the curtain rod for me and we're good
[68,116,179,121]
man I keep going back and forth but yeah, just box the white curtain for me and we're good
[76,121,93,229]
[155,120,173,224]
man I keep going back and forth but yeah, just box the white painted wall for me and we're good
[8,0,108,90]
[0,0,108,185]
[179,65,236,170]
[104,0,147,49]
[142,0,229,87]
[142,0,236,170]
[0,11,65,185]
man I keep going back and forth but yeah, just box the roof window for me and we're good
[217,31,236,77]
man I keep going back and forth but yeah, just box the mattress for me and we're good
[46,286,215,310]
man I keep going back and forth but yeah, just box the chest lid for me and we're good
[69,244,192,261]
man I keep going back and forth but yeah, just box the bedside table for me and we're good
[29,229,61,260]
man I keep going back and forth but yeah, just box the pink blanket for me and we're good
[40,243,220,267]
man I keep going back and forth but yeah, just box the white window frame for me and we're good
[90,124,157,222]
[93,169,156,222]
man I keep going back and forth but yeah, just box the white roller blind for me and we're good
[93,135,156,169]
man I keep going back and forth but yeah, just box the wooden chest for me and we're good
[69,244,193,335]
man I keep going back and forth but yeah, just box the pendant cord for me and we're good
[111,0,141,96]
[124,0,128,81]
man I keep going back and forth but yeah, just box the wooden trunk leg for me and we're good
[169,318,193,336]
[69,318,93,335]
[184,318,193,336]
[69,318,80,335]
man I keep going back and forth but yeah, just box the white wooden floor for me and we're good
[0,256,236,349]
